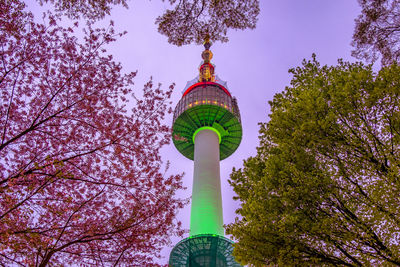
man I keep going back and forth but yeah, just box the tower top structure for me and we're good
[172,42,242,161]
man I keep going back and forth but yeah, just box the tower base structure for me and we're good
[169,234,242,267]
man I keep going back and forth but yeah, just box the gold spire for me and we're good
[199,38,215,82]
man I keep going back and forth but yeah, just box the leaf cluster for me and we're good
[38,0,129,21]
[352,0,400,65]
[227,56,400,266]
[156,0,260,46]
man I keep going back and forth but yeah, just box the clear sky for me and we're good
[29,0,362,264]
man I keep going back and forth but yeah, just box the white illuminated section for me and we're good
[190,129,224,236]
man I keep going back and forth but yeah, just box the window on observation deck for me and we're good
[173,84,237,123]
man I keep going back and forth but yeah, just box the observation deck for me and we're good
[172,81,242,160]
[169,234,242,267]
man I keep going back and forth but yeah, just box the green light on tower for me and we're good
[169,40,243,267]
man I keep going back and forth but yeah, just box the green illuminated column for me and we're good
[191,128,224,236]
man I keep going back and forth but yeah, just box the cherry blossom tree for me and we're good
[37,0,260,46]
[155,0,260,46]
[0,0,184,265]
[352,0,400,65]
[37,0,129,21]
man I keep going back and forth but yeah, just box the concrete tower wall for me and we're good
[190,129,224,236]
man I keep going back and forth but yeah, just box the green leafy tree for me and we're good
[352,0,400,65]
[227,56,400,266]
[38,0,260,46]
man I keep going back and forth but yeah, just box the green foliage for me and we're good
[227,56,400,266]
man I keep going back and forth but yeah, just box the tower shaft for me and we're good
[191,129,224,236]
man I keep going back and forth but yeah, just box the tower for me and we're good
[169,41,242,267]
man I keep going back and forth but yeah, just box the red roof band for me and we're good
[182,82,232,98]
[200,63,215,71]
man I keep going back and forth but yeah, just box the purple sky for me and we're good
[29,0,362,264]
